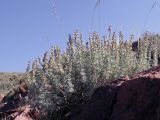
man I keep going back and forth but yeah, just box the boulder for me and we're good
[0,93,4,102]
[64,66,160,120]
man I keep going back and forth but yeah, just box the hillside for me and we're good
[64,66,160,120]
[1,31,160,120]
[1,66,160,120]
[0,72,25,94]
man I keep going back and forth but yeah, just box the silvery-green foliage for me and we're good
[26,29,160,118]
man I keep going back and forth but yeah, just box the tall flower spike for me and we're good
[80,32,84,46]
[112,32,117,50]
[119,31,124,49]
[43,51,49,71]
[74,30,79,48]
[108,26,112,39]
[49,46,55,69]
[26,61,31,72]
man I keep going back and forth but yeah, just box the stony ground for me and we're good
[1,66,160,120]
[64,66,160,120]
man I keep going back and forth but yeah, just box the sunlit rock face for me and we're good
[64,66,160,120]
[0,93,4,101]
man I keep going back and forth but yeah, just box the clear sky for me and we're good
[0,0,160,72]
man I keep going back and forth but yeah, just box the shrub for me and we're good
[26,28,160,119]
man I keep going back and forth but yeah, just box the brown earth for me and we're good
[0,71,42,120]
[64,66,160,120]
[1,66,160,120]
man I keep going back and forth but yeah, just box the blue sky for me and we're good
[0,0,160,72]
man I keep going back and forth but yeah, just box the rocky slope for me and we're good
[64,66,160,120]
[1,66,160,120]
[0,72,25,94]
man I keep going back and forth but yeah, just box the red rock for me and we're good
[14,105,32,120]
[0,105,39,120]
[0,93,4,101]
[64,66,160,120]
